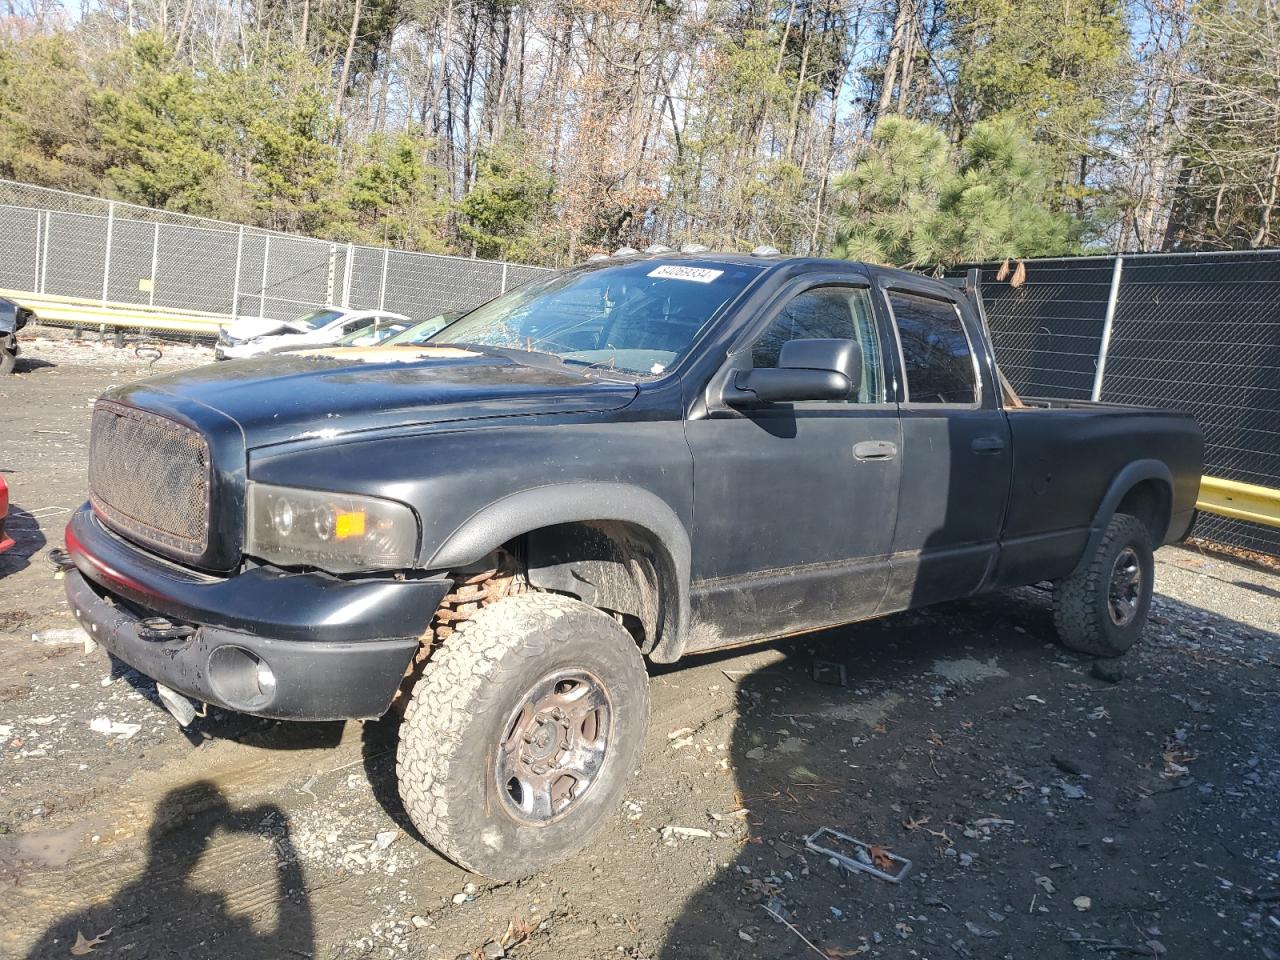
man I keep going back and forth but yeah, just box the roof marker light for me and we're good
[751,245,781,257]
[679,243,709,254]
[612,246,639,258]
[644,244,673,254]
[586,253,609,261]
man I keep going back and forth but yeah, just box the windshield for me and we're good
[294,308,345,331]
[338,319,410,345]
[383,312,460,346]
[430,259,763,375]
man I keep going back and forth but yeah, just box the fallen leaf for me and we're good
[746,878,784,898]
[501,914,538,948]
[70,928,112,956]
[868,844,895,870]
[903,815,931,831]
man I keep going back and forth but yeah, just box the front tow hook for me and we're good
[138,616,197,643]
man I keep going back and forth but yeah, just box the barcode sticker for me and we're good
[648,265,724,283]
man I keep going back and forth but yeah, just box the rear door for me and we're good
[877,281,1012,611]
[685,280,902,648]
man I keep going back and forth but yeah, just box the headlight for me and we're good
[245,482,419,573]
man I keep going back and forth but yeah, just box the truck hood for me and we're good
[109,348,639,449]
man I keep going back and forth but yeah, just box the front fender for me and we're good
[428,482,692,662]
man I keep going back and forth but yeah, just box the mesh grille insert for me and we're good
[89,400,210,560]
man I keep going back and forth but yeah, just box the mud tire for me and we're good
[0,348,15,376]
[1053,513,1154,657]
[396,592,649,880]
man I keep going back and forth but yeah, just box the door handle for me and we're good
[853,440,898,461]
[971,436,1006,454]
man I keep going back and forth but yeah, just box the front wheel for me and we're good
[396,592,650,880]
[0,347,15,375]
[1053,513,1154,657]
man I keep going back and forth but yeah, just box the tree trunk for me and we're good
[334,0,364,121]
[1252,146,1280,247]
[175,0,196,59]
[896,13,917,113]
[785,8,812,160]
[775,0,796,75]
[877,0,913,119]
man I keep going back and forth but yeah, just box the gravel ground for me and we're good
[1,338,1278,960]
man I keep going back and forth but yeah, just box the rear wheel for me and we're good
[1053,513,1154,657]
[396,592,649,880]
[0,347,15,376]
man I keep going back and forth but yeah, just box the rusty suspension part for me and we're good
[427,549,528,644]
[393,549,528,710]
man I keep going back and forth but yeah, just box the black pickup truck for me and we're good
[63,252,1202,879]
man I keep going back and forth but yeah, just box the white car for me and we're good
[215,307,413,360]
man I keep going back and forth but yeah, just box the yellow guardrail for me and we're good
[0,288,231,334]
[1197,476,1280,529]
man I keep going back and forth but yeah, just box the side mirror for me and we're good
[728,339,862,405]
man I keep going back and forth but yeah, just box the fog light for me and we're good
[208,645,278,711]
[255,659,276,698]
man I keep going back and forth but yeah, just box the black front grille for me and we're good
[89,400,211,561]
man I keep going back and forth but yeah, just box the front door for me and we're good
[685,283,902,649]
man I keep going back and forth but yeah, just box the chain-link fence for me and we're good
[0,179,551,329]
[953,250,1280,557]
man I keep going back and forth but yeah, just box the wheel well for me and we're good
[519,520,676,655]
[1116,479,1172,543]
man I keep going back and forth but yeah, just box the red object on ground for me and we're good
[0,475,13,554]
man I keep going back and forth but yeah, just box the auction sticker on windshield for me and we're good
[648,265,725,283]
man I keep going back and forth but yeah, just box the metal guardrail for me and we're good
[1196,477,1280,530]
[1,288,228,335]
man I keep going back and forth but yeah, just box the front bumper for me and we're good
[64,504,451,720]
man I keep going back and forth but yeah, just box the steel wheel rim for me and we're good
[1108,546,1142,626]
[495,669,613,826]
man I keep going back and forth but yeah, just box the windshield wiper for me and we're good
[434,341,584,371]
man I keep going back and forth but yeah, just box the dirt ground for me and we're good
[2,332,1279,960]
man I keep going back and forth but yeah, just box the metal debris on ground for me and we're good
[31,627,90,646]
[804,827,912,883]
[760,901,829,959]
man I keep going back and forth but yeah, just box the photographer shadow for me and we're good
[23,780,313,960]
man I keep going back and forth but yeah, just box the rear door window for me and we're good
[887,292,977,404]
